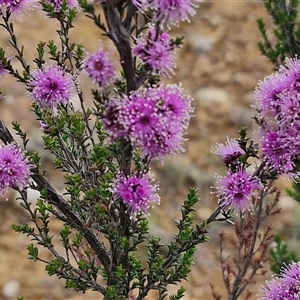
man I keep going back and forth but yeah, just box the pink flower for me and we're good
[43,0,80,12]
[29,65,76,109]
[259,262,300,300]
[156,0,202,25]
[132,0,202,26]
[0,143,32,196]
[0,0,37,19]
[103,84,193,159]
[0,62,8,76]
[213,137,245,167]
[254,57,300,177]
[214,166,261,212]
[113,173,160,216]
[254,70,294,118]
[260,127,297,176]
[134,28,176,76]
[82,48,115,87]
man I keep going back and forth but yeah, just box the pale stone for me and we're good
[195,87,230,105]
[2,280,20,299]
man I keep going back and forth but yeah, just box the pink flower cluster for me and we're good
[254,57,300,177]
[134,27,176,76]
[132,0,202,26]
[0,143,32,197]
[43,0,79,12]
[214,166,261,212]
[113,173,160,216]
[259,262,300,300]
[82,48,116,87]
[103,84,193,159]
[0,0,36,18]
[0,0,79,20]
[28,65,76,109]
[213,137,245,167]
[212,138,261,212]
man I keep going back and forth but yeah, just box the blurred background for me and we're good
[1,1,300,299]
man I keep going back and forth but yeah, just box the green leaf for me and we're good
[27,244,39,261]
[170,286,186,300]
[269,235,299,274]
[45,258,63,276]
[286,178,300,204]
[60,225,72,248]
[72,232,83,247]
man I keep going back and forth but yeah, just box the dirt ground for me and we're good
[1,1,300,300]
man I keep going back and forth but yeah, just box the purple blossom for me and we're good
[259,262,300,300]
[29,65,76,109]
[281,56,300,83]
[254,57,300,177]
[39,120,50,133]
[141,126,185,158]
[0,143,32,197]
[113,173,160,215]
[102,102,127,139]
[253,71,294,118]
[0,0,36,18]
[122,95,159,138]
[156,0,202,25]
[213,137,245,167]
[134,28,176,76]
[258,277,287,300]
[260,128,295,175]
[254,57,300,119]
[0,62,8,76]
[82,48,115,87]
[214,166,261,212]
[132,0,148,10]
[43,0,80,12]
[276,90,300,127]
[146,83,192,123]
[132,0,201,25]
[104,84,193,159]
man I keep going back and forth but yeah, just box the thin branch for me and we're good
[0,117,111,273]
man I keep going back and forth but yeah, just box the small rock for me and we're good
[186,32,215,53]
[213,69,232,84]
[234,72,256,89]
[279,195,300,211]
[27,188,40,204]
[2,280,20,299]
[195,87,230,105]
[229,106,254,128]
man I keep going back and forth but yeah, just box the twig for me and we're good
[0,117,111,273]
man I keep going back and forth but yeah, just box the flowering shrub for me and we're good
[0,0,300,300]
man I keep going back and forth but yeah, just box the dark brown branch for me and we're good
[0,118,111,273]
[206,206,223,224]
[30,172,111,270]
[102,1,136,92]
[0,119,14,144]
[100,3,135,287]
